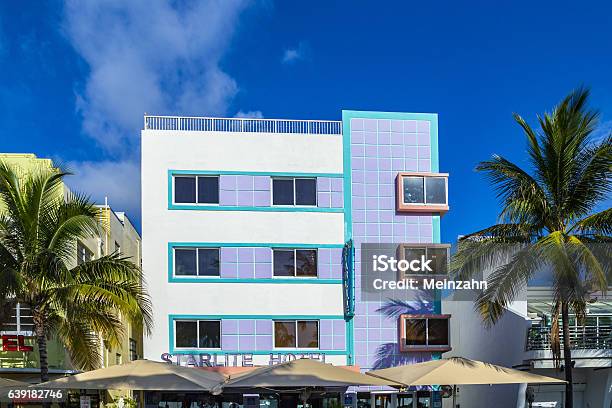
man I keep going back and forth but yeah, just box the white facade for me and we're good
[141,125,348,366]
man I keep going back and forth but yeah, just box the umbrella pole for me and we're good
[452,385,456,408]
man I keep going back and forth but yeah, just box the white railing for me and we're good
[143,115,342,135]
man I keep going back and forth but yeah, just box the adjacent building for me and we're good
[141,112,450,407]
[0,153,143,383]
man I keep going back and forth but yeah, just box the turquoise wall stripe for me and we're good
[167,169,344,212]
[168,242,344,248]
[167,242,344,284]
[169,314,345,320]
[168,314,349,355]
[170,350,349,356]
[170,170,344,178]
[341,110,354,364]
[170,277,343,284]
[168,205,344,213]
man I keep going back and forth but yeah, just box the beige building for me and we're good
[0,153,143,383]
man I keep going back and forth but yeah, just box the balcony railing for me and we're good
[527,325,612,351]
[143,115,342,135]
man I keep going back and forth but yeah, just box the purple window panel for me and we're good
[239,336,256,350]
[255,320,273,335]
[222,320,239,335]
[238,320,255,334]
[255,336,272,350]
[222,335,239,351]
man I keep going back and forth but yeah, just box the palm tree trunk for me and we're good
[33,312,49,383]
[561,302,573,408]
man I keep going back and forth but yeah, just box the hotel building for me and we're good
[0,154,143,386]
[141,111,450,407]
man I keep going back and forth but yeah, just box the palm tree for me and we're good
[0,161,152,382]
[451,88,611,408]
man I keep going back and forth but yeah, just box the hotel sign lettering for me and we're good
[161,352,326,367]
[1,335,34,352]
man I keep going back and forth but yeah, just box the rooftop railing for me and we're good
[527,325,612,351]
[144,115,342,135]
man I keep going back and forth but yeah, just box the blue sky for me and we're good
[0,1,611,242]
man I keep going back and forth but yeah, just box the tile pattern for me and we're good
[219,247,342,280]
[220,318,345,351]
[350,117,437,372]
[218,175,343,208]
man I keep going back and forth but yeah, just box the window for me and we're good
[77,241,94,265]
[274,320,318,348]
[398,244,450,277]
[396,173,449,213]
[173,175,219,204]
[273,249,317,277]
[399,314,450,352]
[115,353,122,365]
[272,178,317,206]
[1,302,34,335]
[175,320,221,349]
[174,248,220,276]
[129,338,138,361]
[114,241,121,254]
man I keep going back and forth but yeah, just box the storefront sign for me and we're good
[1,335,34,352]
[161,352,326,367]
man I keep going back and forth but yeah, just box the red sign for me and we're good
[1,335,34,352]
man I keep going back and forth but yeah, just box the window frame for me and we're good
[172,175,220,206]
[272,248,318,278]
[271,177,318,207]
[129,338,138,361]
[398,314,451,352]
[1,302,34,336]
[273,320,319,350]
[396,244,451,279]
[396,172,449,214]
[173,319,221,350]
[173,247,221,278]
[77,241,94,266]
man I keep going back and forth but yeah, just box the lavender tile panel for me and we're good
[253,191,270,206]
[219,189,237,206]
[255,336,272,350]
[222,320,239,335]
[253,176,269,191]
[236,175,254,190]
[237,263,254,279]
[255,320,273,335]
[254,263,272,278]
[319,320,333,336]
[254,247,271,262]
[320,335,333,350]
[349,116,437,370]
[219,175,237,190]
[238,319,256,334]
[222,335,239,351]
[239,336,256,350]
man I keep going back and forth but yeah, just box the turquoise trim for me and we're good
[170,350,349,356]
[168,314,349,355]
[170,314,345,320]
[168,242,343,248]
[170,170,344,178]
[168,204,343,213]
[341,111,354,364]
[168,242,344,284]
[168,169,344,212]
[170,277,343,284]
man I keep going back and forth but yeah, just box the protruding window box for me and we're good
[396,244,451,281]
[399,314,451,352]
[396,173,449,214]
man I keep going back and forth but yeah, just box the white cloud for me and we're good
[282,42,308,64]
[64,159,141,222]
[234,110,264,118]
[61,0,253,225]
[63,0,248,151]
